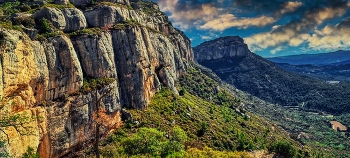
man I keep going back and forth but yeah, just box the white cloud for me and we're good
[245,5,348,53]
[278,1,303,15]
[270,46,285,54]
[156,0,304,31]
[308,21,350,51]
[200,14,276,31]
[201,35,212,40]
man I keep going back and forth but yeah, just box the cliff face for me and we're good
[193,36,250,62]
[0,0,192,157]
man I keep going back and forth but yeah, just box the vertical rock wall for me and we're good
[0,0,193,157]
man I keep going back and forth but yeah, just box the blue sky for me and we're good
[153,0,350,57]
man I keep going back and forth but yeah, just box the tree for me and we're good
[83,78,122,158]
[0,96,34,157]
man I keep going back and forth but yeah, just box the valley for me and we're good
[194,36,350,156]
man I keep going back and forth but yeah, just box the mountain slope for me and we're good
[267,50,350,65]
[97,67,310,158]
[194,36,350,114]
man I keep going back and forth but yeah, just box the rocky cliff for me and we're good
[0,0,192,157]
[193,36,250,62]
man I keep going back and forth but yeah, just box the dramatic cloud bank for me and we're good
[154,0,350,56]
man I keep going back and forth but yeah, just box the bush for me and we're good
[41,18,51,33]
[22,147,39,158]
[268,141,297,157]
[120,127,187,157]
[35,34,46,41]
[121,127,166,156]
[197,121,208,137]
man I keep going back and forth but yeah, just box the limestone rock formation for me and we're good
[34,7,66,30]
[69,0,91,7]
[193,36,250,62]
[62,8,87,32]
[0,0,193,157]
[54,0,69,5]
[84,5,139,28]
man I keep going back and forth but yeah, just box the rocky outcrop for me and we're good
[54,0,70,5]
[34,7,66,30]
[44,35,84,100]
[69,0,92,7]
[62,8,87,32]
[0,0,192,157]
[193,36,250,62]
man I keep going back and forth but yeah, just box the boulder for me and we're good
[84,5,136,27]
[54,0,69,5]
[96,0,131,5]
[62,8,87,32]
[69,0,91,7]
[34,7,66,30]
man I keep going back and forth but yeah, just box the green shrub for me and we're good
[119,127,187,157]
[268,141,297,157]
[197,121,208,137]
[121,127,166,156]
[170,125,187,143]
[22,147,39,158]
[68,28,101,36]
[12,25,22,31]
[0,21,12,29]
[81,77,115,93]
[41,18,51,33]
[35,34,46,41]
[1,1,20,16]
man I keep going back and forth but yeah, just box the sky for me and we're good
[152,0,350,57]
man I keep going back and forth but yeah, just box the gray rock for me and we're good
[96,0,131,5]
[45,85,120,157]
[121,108,133,120]
[34,7,66,30]
[54,0,69,5]
[71,32,117,78]
[193,36,250,62]
[22,27,38,40]
[44,35,83,100]
[187,106,192,112]
[84,5,136,27]
[62,8,87,32]
[69,0,91,7]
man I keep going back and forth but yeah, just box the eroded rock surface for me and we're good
[194,36,250,62]
[0,0,192,157]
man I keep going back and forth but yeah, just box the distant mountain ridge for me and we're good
[194,36,350,114]
[267,50,350,65]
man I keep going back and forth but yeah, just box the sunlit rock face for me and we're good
[0,0,193,157]
[193,36,250,62]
